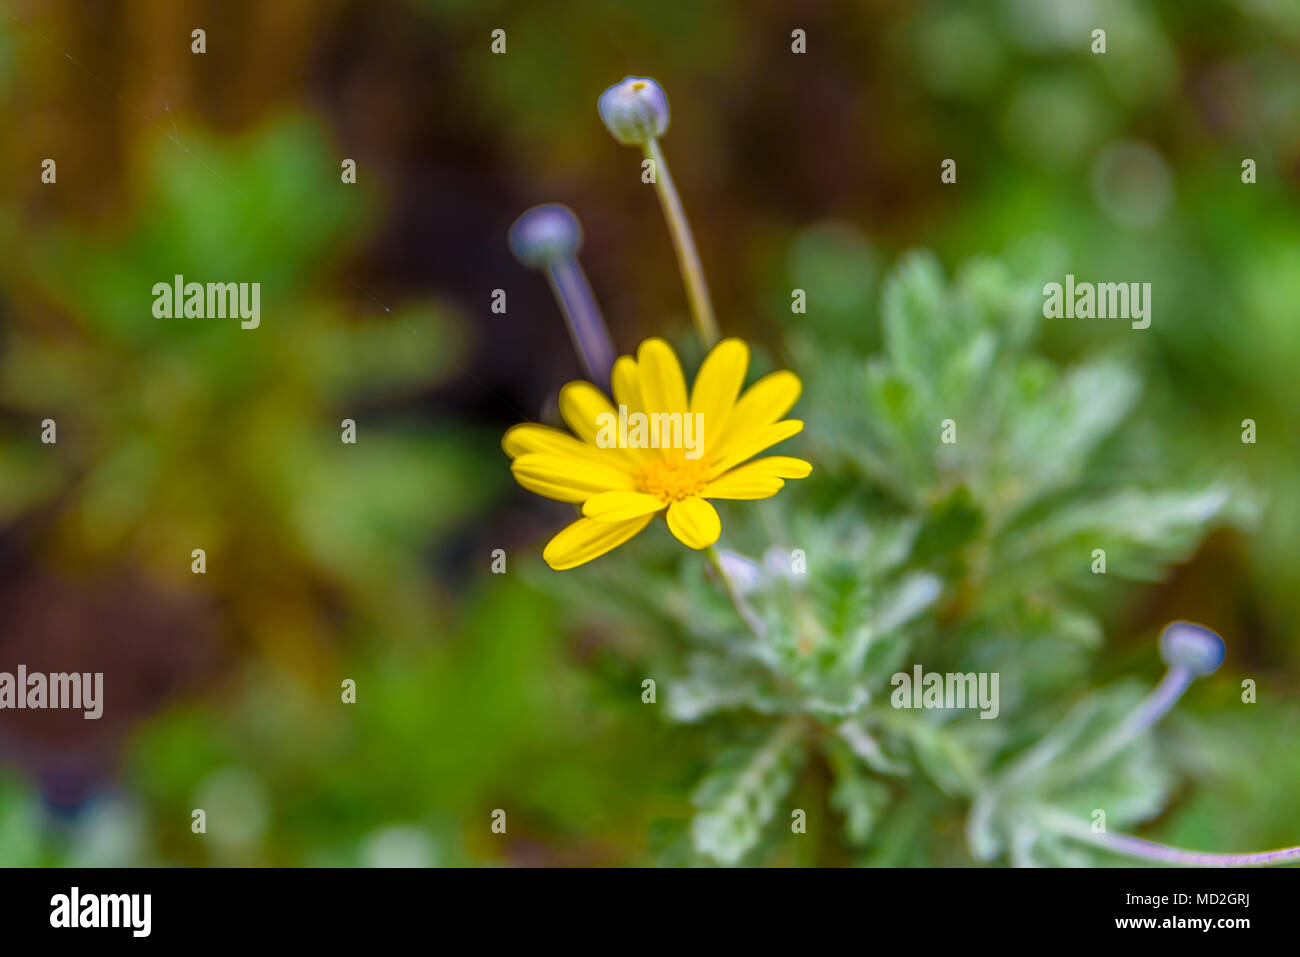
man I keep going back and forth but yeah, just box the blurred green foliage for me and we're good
[2,117,494,654]
[1,0,1299,866]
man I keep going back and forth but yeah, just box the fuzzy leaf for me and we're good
[691,724,805,865]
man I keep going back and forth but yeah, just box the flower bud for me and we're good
[716,550,763,595]
[1159,621,1225,676]
[598,76,670,147]
[508,203,583,269]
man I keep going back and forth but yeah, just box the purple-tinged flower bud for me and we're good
[1159,621,1226,677]
[1018,619,1228,798]
[598,76,670,147]
[507,203,615,391]
[508,203,583,270]
[716,550,763,595]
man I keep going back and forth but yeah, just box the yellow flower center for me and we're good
[635,455,709,503]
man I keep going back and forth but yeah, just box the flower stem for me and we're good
[643,138,719,350]
[1038,807,1300,867]
[545,258,617,392]
[706,545,765,638]
[1068,667,1194,781]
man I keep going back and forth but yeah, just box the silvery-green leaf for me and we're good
[690,724,804,866]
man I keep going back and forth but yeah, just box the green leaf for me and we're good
[998,355,1141,510]
[828,763,891,847]
[881,250,968,386]
[690,723,805,865]
[994,484,1250,588]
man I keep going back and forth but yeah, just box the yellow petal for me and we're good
[583,490,667,521]
[743,455,813,479]
[690,338,749,447]
[558,380,618,446]
[710,370,802,459]
[511,453,634,502]
[709,420,804,478]
[666,496,721,549]
[702,456,811,500]
[636,337,689,418]
[502,423,635,473]
[606,354,657,462]
[611,355,644,417]
[543,514,654,570]
[702,468,784,501]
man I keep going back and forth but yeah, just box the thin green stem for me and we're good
[706,545,765,638]
[643,137,720,350]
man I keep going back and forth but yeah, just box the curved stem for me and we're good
[643,138,719,349]
[1039,807,1300,867]
[1068,667,1193,781]
[546,258,616,392]
[706,546,766,638]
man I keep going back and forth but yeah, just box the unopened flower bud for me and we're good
[508,203,582,269]
[716,550,762,595]
[598,76,670,147]
[507,203,615,390]
[1159,621,1225,677]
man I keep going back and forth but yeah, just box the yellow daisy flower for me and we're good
[504,337,812,569]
